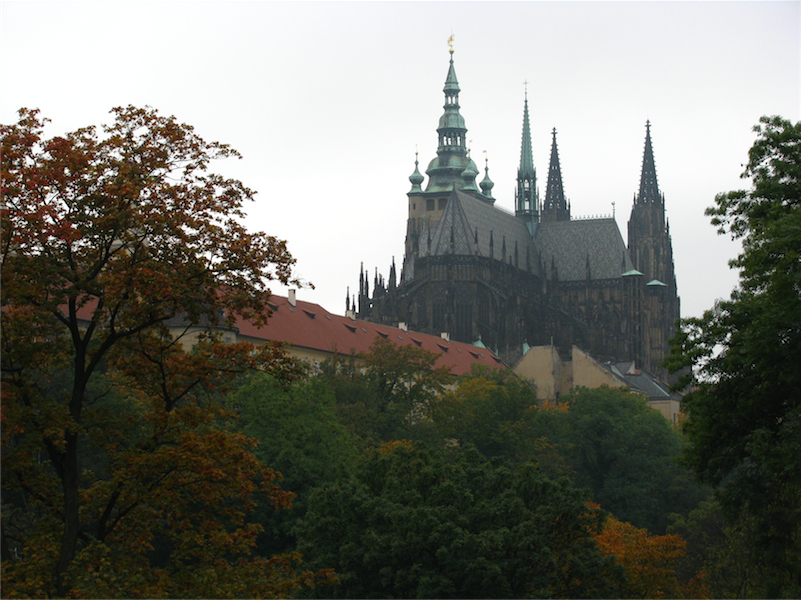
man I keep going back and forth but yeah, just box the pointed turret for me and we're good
[515,90,538,228]
[389,257,397,291]
[479,156,495,200]
[636,121,661,204]
[542,128,570,222]
[408,152,424,193]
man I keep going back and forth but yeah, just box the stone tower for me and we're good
[627,121,681,378]
[404,47,490,261]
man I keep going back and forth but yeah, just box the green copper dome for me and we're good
[408,153,424,193]
[480,158,495,199]
[423,49,477,194]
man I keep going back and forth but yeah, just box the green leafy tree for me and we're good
[430,366,540,462]
[669,499,773,599]
[555,387,708,534]
[295,441,622,599]
[667,116,801,596]
[229,374,358,555]
[0,107,329,597]
[323,337,454,445]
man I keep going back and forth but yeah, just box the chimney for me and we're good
[440,332,450,342]
[346,309,356,320]
[288,289,296,307]
[398,322,408,332]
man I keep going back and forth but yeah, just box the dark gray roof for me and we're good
[608,361,678,400]
[419,190,537,270]
[535,218,634,281]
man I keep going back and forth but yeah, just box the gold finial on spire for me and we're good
[448,34,455,54]
[523,79,529,97]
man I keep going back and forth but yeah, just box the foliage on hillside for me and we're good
[0,107,329,598]
[295,442,622,599]
[668,115,801,597]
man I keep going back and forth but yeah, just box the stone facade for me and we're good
[352,50,680,382]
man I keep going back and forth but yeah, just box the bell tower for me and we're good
[404,41,483,260]
[627,121,680,379]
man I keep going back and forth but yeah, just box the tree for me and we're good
[595,512,706,599]
[295,442,621,599]
[0,107,326,596]
[430,366,540,462]
[323,337,454,445]
[669,499,773,599]
[554,387,709,534]
[667,116,801,596]
[229,374,358,555]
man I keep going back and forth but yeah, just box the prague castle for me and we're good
[351,48,680,380]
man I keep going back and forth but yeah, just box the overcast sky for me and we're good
[2,1,799,321]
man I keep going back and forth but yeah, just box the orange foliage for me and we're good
[0,107,324,598]
[594,511,709,599]
[379,439,415,455]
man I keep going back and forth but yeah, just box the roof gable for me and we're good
[421,190,536,269]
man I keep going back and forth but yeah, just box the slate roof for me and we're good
[607,361,679,400]
[534,218,634,281]
[232,294,505,376]
[419,189,537,269]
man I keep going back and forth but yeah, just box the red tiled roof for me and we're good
[68,292,507,376]
[233,295,506,376]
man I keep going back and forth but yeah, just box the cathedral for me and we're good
[351,48,680,380]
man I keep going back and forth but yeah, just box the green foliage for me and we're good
[321,337,453,445]
[430,366,540,461]
[230,374,358,554]
[668,499,772,598]
[0,107,322,597]
[555,387,709,534]
[668,116,801,595]
[295,442,621,599]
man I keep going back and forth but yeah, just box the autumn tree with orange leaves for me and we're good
[595,510,709,599]
[0,107,332,597]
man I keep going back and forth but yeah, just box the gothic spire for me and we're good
[543,127,570,221]
[519,91,535,180]
[637,120,660,204]
[515,87,538,222]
